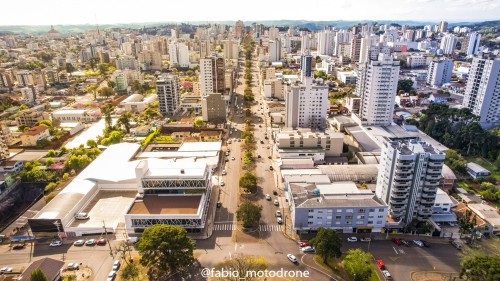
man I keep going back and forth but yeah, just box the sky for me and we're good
[1,0,499,26]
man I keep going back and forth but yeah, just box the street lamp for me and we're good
[53,221,62,242]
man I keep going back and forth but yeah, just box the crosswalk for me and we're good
[213,223,282,232]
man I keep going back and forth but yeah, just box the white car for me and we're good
[301,246,315,253]
[67,263,79,270]
[287,254,298,263]
[265,194,271,200]
[231,157,236,160]
[112,260,121,271]
[413,240,424,247]
[360,237,371,242]
[277,217,283,224]
[220,180,225,186]
[107,271,116,281]
[222,170,227,175]
[347,237,358,242]
[73,240,85,246]
[49,240,62,247]
[274,199,279,206]
[0,267,13,273]
[85,239,96,246]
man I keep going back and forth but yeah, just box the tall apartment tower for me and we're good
[356,53,400,126]
[300,33,310,54]
[466,32,481,56]
[222,39,239,60]
[300,54,313,82]
[234,20,245,38]
[199,55,225,97]
[21,85,38,105]
[201,93,227,122]
[285,77,329,130]
[376,139,445,224]
[268,40,281,62]
[317,30,334,56]
[440,34,457,55]
[0,125,9,161]
[438,21,448,33]
[350,34,363,63]
[359,35,379,63]
[426,58,454,87]
[462,55,500,129]
[268,27,279,41]
[156,74,180,115]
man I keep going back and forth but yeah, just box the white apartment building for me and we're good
[317,30,335,56]
[113,70,129,93]
[359,35,379,64]
[466,32,481,56]
[156,74,180,115]
[116,56,139,71]
[356,53,400,126]
[222,39,240,60]
[138,50,162,71]
[440,34,457,55]
[462,55,500,129]
[169,42,190,67]
[263,79,284,99]
[338,72,357,84]
[376,139,445,224]
[285,77,329,130]
[406,55,432,68]
[268,40,281,62]
[275,129,344,157]
[21,85,38,105]
[426,58,453,87]
[268,27,279,40]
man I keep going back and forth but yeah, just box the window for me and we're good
[308,216,314,218]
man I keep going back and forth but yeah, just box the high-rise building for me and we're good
[376,139,445,224]
[285,77,329,130]
[359,35,379,63]
[201,93,227,122]
[317,30,335,56]
[300,33,310,54]
[0,68,14,91]
[21,85,38,105]
[222,39,240,60]
[268,40,281,62]
[199,55,225,97]
[440,34,457,55]
[156,74,180,115]
[300,54,313,82]
[268,27,279,40]
[199,40,211,59]
[169,42,190,67]
[426,58,454,87]
[116,56,139,71]
[234,20,245,38]
[113,70,129,93]
[350,34,363,63]
[356,53,400,126]
[334,30,353,56]
[466,32,481,56]
[462,55,500,129]
[15,70,34,87]
[138,50,162,71]
[438,21,448,33]
[0,124,9,161]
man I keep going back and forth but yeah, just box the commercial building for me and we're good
[427,58,453,87]
[199,55,225,97]
[20,125,50,146]
[156,74,180,115]
[268,40,282,62]
[201,93,226,122]
[285,77,329,130]
[376,139,445,224]
[275,129,343,157]
[120,94,157,113]
[355,53,400,126]
[462,55,500,129]
[52,109,100,123]
[290,181,388,233]
[406,55,432,68]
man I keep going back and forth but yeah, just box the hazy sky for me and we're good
[1,0,499,25]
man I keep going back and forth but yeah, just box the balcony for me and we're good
[390,193,407,199]
[421,192,435,199]
[424,181,440,186]
[394,182,411,187]
[422,187,436,193]
[425,175,441,180]
[428,161,443,168]
[396,162,413,168]
[427,168,441,174]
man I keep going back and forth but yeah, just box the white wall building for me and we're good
[156,74,180,115]
[440,34,457,55]
[120,94,158,113]
[466,32,481,56]
[268,40,282,62]
[426,58,453,87]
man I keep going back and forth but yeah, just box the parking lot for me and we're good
[342,238,461,280]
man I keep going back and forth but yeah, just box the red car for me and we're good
[376,259,386,269]
[96,238,107,245]
[299,241,309,247]
[12,243,25,250]
[391,238,401,245]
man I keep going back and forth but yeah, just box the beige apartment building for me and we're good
[275,129,344,157]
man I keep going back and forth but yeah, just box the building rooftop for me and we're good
[318,164,379,182]
[19,257,65,281]
[128,195,201,215]
[22,125,48,136]
[466,162,490,173]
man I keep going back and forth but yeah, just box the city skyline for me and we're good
[1,0,499,26]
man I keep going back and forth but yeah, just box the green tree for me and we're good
[460,253,500,281]
[239,172,257,193]
[86,84,98,100]
[343,249,373,281]
[120,263,140,281]
[29,268,49,281]
[46,149,57,157]
[216,254,267,281]
[309,227,342,263]
[99,87,115,98]
[98,64,108,76]
[458,210,477,238]
[236,202,262,228]
[107,80,116,89]
[86,139,98,148]
[397,79,414,93]
[65,63,76,76]
[193,118,205,128]
[117,112,132,133]
[19,104,29,110]
[445,149,467,174]
[136,224,195,275]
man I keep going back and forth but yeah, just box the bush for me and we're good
[44,182,58,193]
[45,193,56,203]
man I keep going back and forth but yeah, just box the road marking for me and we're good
[389,256,400,261]
[393,246,399,254]
[399,249,405,254]
[213,223,282,232]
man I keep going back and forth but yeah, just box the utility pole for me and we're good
[103,220,114,258]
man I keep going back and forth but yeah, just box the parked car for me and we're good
[400,239,410,247]
[96,238,107,245]
[85,239,96,246]
[221,170,227,175]
[301,246,315,253]
[273,190,278,196]
[299,241,309,247]
[287,254,298,264]
[49,240,63,247]
[112,260,121,271]
[107,271,116,281]
[265,194,271,200]
[231,157,236,160]
[274,199,279,206]
[376,259,386,269]
[276,210,282,217]
[360,237,371,242]
[220,180,225,186]
[421,240,431,247]
[67,263,79,270]
[277,217,283,224]
[75,212,89,220]
[0,267,13,274]
[73,240,85,246]
[216,201,222,208]
[391,238,401,245]
[347,237,358,242]
[413,240,424,247]
[12,244,25,250]
[382,270,393,280]
[450,241,462,250]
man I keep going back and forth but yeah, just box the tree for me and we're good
[107,80,116,89]
[309,227,342,263]
[29,268,49,281]
[65,63,76,76]
[460,253,500,281]
[445,149,467,174]
[136,224,195,275]
[86,84,98,100]
[46,149,57,157]
[343,249,373,281]
[397,79,414,93]
[236,202,262,228]
[121,263,140,281]
[99,87,115,98]
[239,172,257,193]
[216,254,267,281]
[19,104,29,110]
[458,210,477,238]
[117,112,131,133]
[98,64,108,76]
[193,118,205,128]
[86,139,98,148]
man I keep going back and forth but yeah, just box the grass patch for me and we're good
[457,181,473,192]
[465,156,500,181]
[313,255,342,275]
[369,265,381,281]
